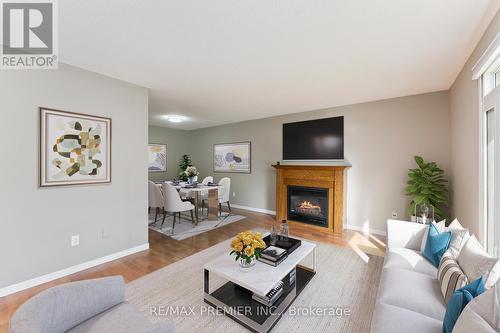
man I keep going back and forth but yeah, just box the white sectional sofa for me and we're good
[370,219,500,333]
[370,219,447,333]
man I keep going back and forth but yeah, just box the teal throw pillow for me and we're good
[442,277,485,333]
[423,222,452,267]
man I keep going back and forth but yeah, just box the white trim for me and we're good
[472,31,500,79]
[231,204,276,215]
[231,205,387,235]
[479,77,487,245]
[0,243,149,297]
[482,82,500,255]
[345,224,387,236]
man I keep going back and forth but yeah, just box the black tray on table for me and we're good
[262,235,302,255]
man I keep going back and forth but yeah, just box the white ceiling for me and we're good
[59,1,499,130]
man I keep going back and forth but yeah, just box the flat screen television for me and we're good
[283,116,344,160]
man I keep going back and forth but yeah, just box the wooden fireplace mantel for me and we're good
[272,164,349,236]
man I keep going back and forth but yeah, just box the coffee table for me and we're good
[203,239,316,333]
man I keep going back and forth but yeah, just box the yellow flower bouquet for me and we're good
[230,231,266,267]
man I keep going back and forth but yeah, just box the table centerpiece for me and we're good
[230,231,266,269]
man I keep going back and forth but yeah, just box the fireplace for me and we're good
[287,186,329,227]
[273,164,349,235]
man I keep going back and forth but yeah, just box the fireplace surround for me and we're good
[272,164,349,235]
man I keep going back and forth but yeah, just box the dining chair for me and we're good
[148,181,164,223]
[201,176,213,185]
[161,183,195,231]
[200,176,214,215]
[218,177,231,216]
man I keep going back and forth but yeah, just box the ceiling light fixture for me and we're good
[163,115,186,123]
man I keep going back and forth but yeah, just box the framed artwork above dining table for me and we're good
[213,141,251,173]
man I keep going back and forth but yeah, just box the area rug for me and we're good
[126,235,384,332]
[149,212,246,241]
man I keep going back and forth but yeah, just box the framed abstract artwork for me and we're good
[148,143,167,172]
[39,107,111,187]
[213,142,251,173]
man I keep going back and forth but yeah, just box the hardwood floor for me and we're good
[0,208,386,332]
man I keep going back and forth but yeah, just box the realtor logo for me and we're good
[1,0,58,69]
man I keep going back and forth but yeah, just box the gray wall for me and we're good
[148,126,190,182]
[184,91,451,233]
[449,9,500,238]
[0,64,149,289]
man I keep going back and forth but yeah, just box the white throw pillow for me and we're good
[457,235,500,289]
[420,220,446,253]
[420,218,469,257]
[447,227,470,258]
[448,218,465,230]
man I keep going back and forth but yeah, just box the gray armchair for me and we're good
[9,276,174,333]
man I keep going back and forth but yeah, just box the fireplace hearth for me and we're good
[287,186,328,227]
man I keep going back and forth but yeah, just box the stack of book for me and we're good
[252,281,284,306]
[290,269,296,286]
[258,246,288,266]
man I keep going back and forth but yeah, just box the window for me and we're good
[481,59,500,258]
[483,58,500,97]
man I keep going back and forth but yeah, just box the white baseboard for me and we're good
[345,224,387,236]
[231,204,276,215]
[0,243,149,298]
[231,205,387,236]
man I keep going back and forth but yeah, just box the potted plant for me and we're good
[185,166,199,184]
[405,156,448,221]
[178,154,191,181]
[230,231,266,269]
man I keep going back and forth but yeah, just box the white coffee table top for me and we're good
[204,239,316,297]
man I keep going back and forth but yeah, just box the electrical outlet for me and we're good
[71,235,80,247]
[101,228,110,239]
[233,192,236,197]
[391,212,398,219]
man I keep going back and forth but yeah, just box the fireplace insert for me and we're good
[287,185,328,227]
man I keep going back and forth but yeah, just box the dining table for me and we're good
[156,181,221,224]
